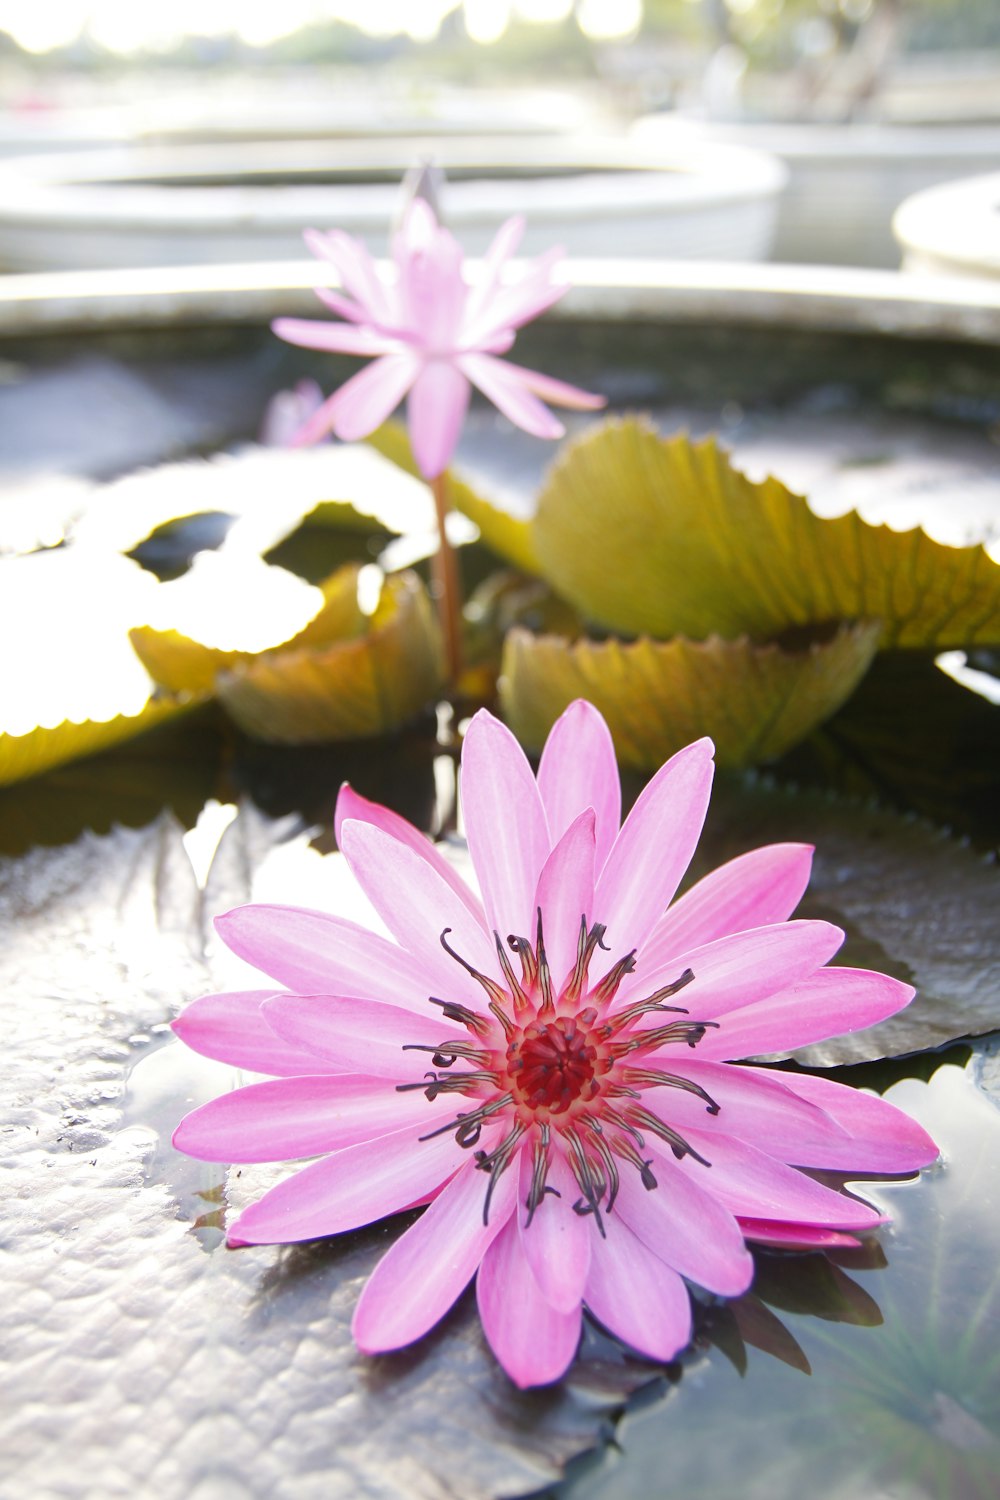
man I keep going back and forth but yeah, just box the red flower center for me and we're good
[399,913,720,1234]
[507,1016,603,1116]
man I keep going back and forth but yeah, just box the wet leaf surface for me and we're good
[693,777,1000,1065]
[773,650,1000,851]
[555,1060,1000,1500]
[501,620,881,770]
[533,421,1000,648]
[0,812,657,1500]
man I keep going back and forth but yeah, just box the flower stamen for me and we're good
[476,1123,528,1224]
[624,1103,713,1167]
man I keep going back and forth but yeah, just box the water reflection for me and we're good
[122,1033,236,1251]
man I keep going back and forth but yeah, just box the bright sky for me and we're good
[0,0,641,53]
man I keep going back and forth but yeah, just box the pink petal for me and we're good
[353,1159,516,1353]
[695,967,915,1061]
[477,1213,582,1387]
[773,1070,939,1172]
[621,920,845,1020]
[305,227,395,327]
[492,357,606,411]
[737,1218,862,1249]
[585,1222,692,1362]
[462,214,525,332]
[396,202,467,347]
[338,819,499,1010]
[228,1118,468,1245]
[462,246,567,344]
[312,285,369,323]
[516,1146,592,1315]
[406,360,471,479]
[172,989,332,1076]
[261,993,447,1078]
[640,1059,851,1161]
[665,1131,884,1229]
[284,352,417,449]
[461,709,551,941]
[532,809,596,988]
[173,1073,440,1163]
[613,1148,753,1296]
[335,783,487,928]
[644,843,815,965]
[594,738,715,957]
[271,317,401,357]
[323,353,420,443]
[215,904,439,1015]
[537,699,622,874]
[459,352,565,440]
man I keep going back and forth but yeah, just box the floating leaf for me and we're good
[0,693,200,790]
[774,650,1000,850]
[501,620,882,769]
[215,570,445,743]
[533,420,1000,648]
[0,704,226,856]
[0,546,206,787]
[368,421,541,575]
[130,561,369,696]
[75,444,425,562]
[563,1061,1000,1500]
[0,811,659,1500]
[694,777,1000,1065]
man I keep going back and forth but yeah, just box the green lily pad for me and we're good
[694,777,1000,1065]
[368,421,541,576]
[533,420,1000,648]
[562,1060,1000,1500]
[215,570,445,743]
[500,620,882,769]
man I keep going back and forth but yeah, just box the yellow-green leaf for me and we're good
[130,563,368,694]
[0,693,197,788]
[533,419,1000,648]
[500,620,882,770]
[216,571,444,743]
[367,421,541,576]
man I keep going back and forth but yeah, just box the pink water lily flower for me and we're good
[173,702,937,1388]
[272,200,605,477]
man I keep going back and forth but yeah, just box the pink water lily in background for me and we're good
[272,199,605,477]
[172,701,937,1388]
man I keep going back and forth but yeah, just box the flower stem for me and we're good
[430,471,463,687]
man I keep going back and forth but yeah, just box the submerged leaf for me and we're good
[368,421,541,575]
[501,621,881,769]
[533,420,1000,647]
[215,571,444,742]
